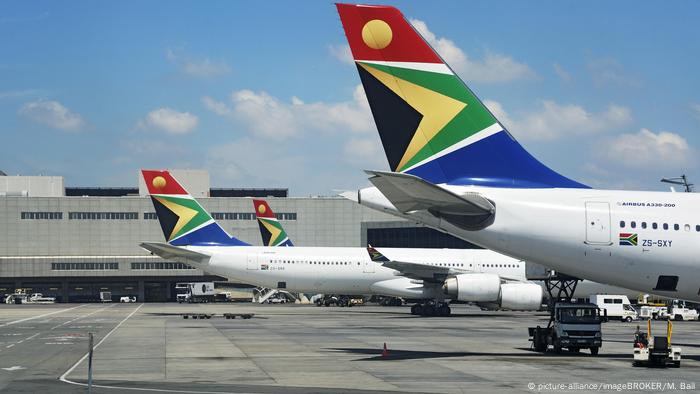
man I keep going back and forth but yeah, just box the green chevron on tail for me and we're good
[253,199,294,247]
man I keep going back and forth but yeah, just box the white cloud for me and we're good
[587,57,640,88]
[409,19,536,83]
[328,43,354,65]
[690,103,700,119]
[483,99,632,140]
[137,107,198,134]
[553,63,572,83]
[18,100,86,132]
[203,84,374,139]
[166,48,230,78]
[602,128,694,169]
[342,135,386,167]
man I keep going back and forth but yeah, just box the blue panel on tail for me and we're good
[170,222,250,247]
[406,131,589,189]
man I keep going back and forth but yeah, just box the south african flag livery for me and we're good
[142,170,249,246]
[619,233,638,246]
[336,4,587,189]
[253,199,293,247]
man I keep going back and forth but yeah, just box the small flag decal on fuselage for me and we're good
[619,233,638,246]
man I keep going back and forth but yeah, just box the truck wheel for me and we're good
[625,316,633,323]
[590,347,599,356]
[410,304,419,315]
[675,314,683,321]
[673,361,681,368]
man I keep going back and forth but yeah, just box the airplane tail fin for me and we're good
[367,245,390,262]
[253,199,294,247]
[336,4,586,189]
[141,170,249,246]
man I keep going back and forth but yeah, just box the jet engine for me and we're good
[443,274,542,310]
[442,274,501,302]
[498,283,542,310]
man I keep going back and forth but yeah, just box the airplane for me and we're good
[255,195,642,302]
[139,169,543,316]
[335,4,700,302]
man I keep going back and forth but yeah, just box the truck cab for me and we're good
[552,303,604,354]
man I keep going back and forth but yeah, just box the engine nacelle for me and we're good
[498,283,542,310]
[369,278,441,299]
[443,274,501,302]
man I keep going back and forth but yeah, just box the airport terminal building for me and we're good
[0,170,477,302]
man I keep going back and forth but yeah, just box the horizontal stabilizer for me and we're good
[140,242,211,265]
[365,170,494,215]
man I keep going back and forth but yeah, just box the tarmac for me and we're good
[0,302,699,393]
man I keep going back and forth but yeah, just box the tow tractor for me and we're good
[633,319,681,368]
[529,273,605,355]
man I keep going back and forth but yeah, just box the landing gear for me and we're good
[411,302,451,317]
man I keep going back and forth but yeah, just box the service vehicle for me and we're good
[668,301,699,321]
[99,291,112,303]
[27,293,55,304]
[633,319,681,367]
[120,296,137,303]
[590,295,638,322]
[175,282,215,303]
[531,302,605,355]
[639,305,668,320]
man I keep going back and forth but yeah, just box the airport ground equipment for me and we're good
[590,295,638,322]
[181,313,254,320]
[120,296,137,303]
[99,291,112,302]
[668,301,699,321]
[633,319,681,367]
[530,273,604,355]
[26,293,56,304]
[176,282,215,303]
[639,305,668,320]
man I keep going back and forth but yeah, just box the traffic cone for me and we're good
[382,342,389,358]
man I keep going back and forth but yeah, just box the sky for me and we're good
[2,1,700,195]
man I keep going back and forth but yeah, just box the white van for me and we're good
[590,295,638,322]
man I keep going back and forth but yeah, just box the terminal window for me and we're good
[367,227,480,249]
[212,212,297,221]
[21,212,63,220]
[68,212,138,220]
[131,262,194,270]
[143,212,158,220]
[52,262,119,270]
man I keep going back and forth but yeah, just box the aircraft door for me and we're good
[584,202,612,245]
[246,254,258,270]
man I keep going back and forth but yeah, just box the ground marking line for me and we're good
[51,303,117,330]
[0,304,88,328]
[60,303,143,384]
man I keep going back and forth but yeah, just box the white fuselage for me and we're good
[358,185,700,301]
[180,245,526,299]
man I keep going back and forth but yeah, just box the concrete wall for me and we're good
[0,176,64,197]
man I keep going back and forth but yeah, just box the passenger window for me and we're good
[620,220,625,228]
[641,222,647,229]
[631,221,636,228]
[663,223,669,230]
[696,225,700,232]
[674,224,680,231]
[652,223,658,230]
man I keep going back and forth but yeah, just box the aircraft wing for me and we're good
[139,242,211,265]
[365,170,494,215]
[367,245,461,283]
